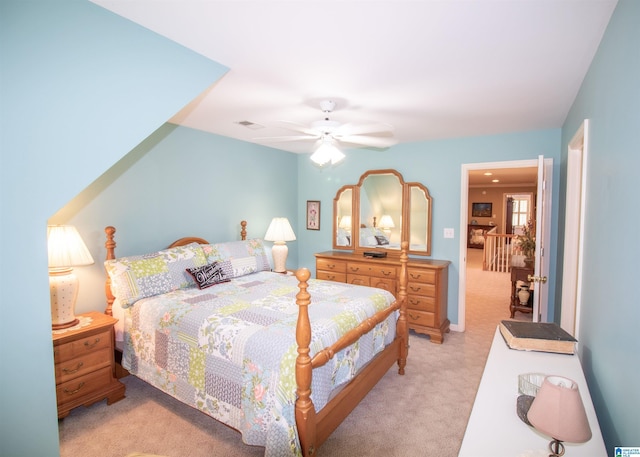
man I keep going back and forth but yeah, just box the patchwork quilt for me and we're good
[122,271,397,456]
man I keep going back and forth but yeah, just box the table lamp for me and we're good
[338,215,352,231]
[378,215,395,236]
[527,375,592,457]
[47,225,95,329]
[264,217,296,273]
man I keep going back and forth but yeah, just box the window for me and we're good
[511,196,530,228]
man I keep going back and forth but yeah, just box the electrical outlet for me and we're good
[444,228,455,239]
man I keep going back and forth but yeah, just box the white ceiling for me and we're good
[92,0,617,158]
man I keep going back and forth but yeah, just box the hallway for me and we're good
[465,247,531,337]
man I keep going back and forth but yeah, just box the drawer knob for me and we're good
[62,362,84,375]
[381,270,391,276]
[63,382,86,396]
[408,313,420,321]
[84,337,101,349]
[350,267,360,272]
[410,286,422,292]
[328,275,336,280]
[410,273,422,279]
[328,263,336,269]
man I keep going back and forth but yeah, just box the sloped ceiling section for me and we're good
[91,0,617,154]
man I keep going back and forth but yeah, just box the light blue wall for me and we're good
[53,124,298,315]
[0,2,226,455]
[297,130,561,325]
[560,0,639,449]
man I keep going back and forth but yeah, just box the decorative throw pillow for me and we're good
[375,235,390,245]
[186,262,230,289]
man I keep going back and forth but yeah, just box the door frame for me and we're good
[458,159,544,332]
[560,120,589,338]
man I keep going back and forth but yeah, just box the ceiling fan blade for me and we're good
[253,135,319,143]
[335,122,394,137]
[274,120,321,137]
[337,135,398,149]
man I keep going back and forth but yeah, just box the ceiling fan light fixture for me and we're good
[310,137,344,167]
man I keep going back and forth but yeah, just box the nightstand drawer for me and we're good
[407,310,436,328]
[317,271,347,282]
[316,259,347,273]
[56,366,113,406]
[407,267,437,284]
[55,348,112,384]
[407,295,436,312]
[407,283,436,297]
[54,329,111,363]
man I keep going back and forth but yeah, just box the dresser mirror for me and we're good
[332,169,432,256]
[334,186,354,248]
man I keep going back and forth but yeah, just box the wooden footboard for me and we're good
[294,242,409,456]
[103,224,408,456]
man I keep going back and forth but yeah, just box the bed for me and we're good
[103,221,408,456]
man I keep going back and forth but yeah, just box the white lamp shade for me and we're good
[527,375,592,443]
[47,225,94,269]
[379,215,395,229]
[264,218,296,242]
[339,215,352,230]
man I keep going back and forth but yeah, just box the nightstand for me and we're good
[53,311,126,418]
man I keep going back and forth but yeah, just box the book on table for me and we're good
[499,320,577,355]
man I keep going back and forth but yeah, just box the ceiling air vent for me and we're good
[236,120,265,130]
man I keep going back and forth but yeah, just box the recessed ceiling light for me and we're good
[484,172,493,176]
[492,179,500,183]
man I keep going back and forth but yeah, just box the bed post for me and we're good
[240,220,247,240]
[104,226,116,316]
[397,241,409,375]
[294,268,317,456]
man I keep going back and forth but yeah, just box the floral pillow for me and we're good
[201,238,271,278]
[105,242,207,307]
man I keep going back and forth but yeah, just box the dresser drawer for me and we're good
[54,329,111,363]
[407,267,437,284]
[316,258,347,273]
[407,283,436,297]
[407,310,436,328]
[370,278,396,294]
[55,347,112,384]
[368,265,397,279]
[317,270,347,282]
[347,274,370,287]
[56,366,114,406]
[407,295,436,312]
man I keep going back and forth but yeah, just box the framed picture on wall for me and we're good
[306,200,320,230]
[472,202,492,217]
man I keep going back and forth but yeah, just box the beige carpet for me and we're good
[59,250,527,457]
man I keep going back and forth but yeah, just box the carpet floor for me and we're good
[59,249,527,456]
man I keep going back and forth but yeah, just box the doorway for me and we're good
[457,160,540,332]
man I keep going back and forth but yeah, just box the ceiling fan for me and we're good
[254,100,398,151]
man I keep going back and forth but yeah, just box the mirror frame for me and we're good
[332,169,432,256]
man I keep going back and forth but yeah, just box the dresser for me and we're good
[315,251,450,343]
[53,311,126,418]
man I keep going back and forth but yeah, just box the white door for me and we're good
[532,155,553,322]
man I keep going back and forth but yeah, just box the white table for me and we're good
[458,327,606,457]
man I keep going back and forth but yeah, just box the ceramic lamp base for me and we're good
[271,242,289,273]
[50,268,79,329]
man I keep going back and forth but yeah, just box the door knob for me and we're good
[527,274,548,283]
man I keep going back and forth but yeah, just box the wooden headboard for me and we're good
[104,220,248,316]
